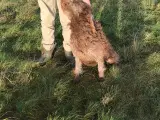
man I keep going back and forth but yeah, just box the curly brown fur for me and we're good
[61,0,119,80]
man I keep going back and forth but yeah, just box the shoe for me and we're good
[152,0,158,8]
[64,50,75,67]
[38,43,57,66]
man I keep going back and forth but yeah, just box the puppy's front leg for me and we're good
[97,60,106,81]
[73,57,83,83]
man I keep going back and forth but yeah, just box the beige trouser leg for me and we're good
[38,0,71,52]
[38,0,57,51]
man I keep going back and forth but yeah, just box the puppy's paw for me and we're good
[72,76,81,84]
[98,77,105,82]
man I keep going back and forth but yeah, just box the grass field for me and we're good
[0,0,160,119]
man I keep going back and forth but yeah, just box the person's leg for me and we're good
[83,0,91,6]
[38,0,57,65]
[57,0,73,59]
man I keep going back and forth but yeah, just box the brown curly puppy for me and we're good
[61,0,119,82]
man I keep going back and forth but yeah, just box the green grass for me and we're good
[0,0,160,119]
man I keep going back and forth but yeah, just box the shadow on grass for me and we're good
[98,0,144,46]
[96,0,160,119]
[0,36,41,61]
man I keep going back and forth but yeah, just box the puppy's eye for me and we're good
[64,3,68,6]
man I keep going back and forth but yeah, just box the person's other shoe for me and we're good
[38,44,57,66]
[64,50,75,67]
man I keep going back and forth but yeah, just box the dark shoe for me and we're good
[153,0,158,5]
[64,50,75,67]
[152,0,158,8]
[38,43,57,66]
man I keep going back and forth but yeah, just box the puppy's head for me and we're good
[61,0,91,19]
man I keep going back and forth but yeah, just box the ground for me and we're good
[0,0,160,120]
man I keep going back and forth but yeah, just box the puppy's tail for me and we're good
[106,51,119,64]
